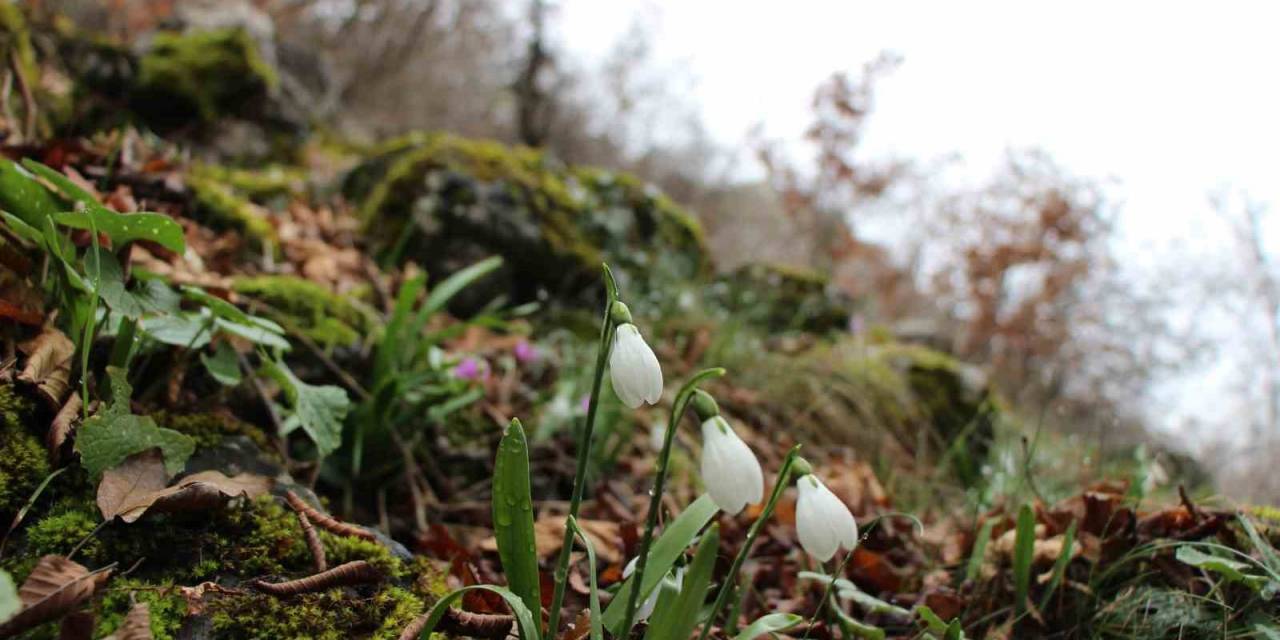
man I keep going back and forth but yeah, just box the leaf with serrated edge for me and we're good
[74,368,194,479]
[263,357,349,457]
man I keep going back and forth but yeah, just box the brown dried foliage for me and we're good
[284,491,375,541]
[249,561,384,596]
[17,328,74,409]
[0,556,111,638]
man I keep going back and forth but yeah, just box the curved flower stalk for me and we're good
[546,264,622,636]
[795,470,858,562]
[696,445,803,640]
[609,318,663,408]
[619,367,725,635]
[693,391,764,515]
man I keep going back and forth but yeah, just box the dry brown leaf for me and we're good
[0,555,111,638]
[109,602,152,640]
[56,610,94,640]
[48,392,82,465]
[177,582,240,617]
[97,450,271,523]
[479,516,621,564]
[18,328,75,408]
[97,449,171,521]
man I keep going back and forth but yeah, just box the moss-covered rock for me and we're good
[132,28,278,130]
[0,384,51,522]
[714,262,856,333]
[187,172,279,249]
[345,132,708,309]
[231,274,380,349]
[152,410,274,454]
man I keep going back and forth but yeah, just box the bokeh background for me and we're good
[45,0,1280,502]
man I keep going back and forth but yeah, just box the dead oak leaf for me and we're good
[17,328,74,409]
[97,449,271,523]
[47,392,82,465]
[104,601,152,640]
[0,555,111,638]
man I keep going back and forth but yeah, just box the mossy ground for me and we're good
[231,274,381,349]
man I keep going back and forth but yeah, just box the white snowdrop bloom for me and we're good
[609,323,663,408]
[795,474,858,562]
[622,558,684,621]
[699,416,764,515]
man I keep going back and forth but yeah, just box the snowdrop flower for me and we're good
[609,323,663,408]
[622,557,684,621]
[795,473,858,562]
[699,416,764,515]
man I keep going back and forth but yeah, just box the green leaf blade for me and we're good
[646,523,720,640]
[492,418,541,622]
[603,493,720,636]
[74,368,195,479]
[1012,503,1036,617]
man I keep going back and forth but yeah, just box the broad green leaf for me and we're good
[264,357,350,457]
[567,516,604,640]
[201,342,242,386]
[1255,623,1280,640]
[0,210,44,247]
[1175,545,1267,589]
[414,584,540,640]
[182,286,253,325]
[733,613,802,640]
[214,317,290,350]
[603,493,720,636]
[0,570,18,621]
[0,158,59,228]
[916,604,948,633]
[141,312,213,349]
[21,158,98,204]
[1012,503,1035,616]
[54,209,185,253]
[492,418,541,619]
[646,523,719,640]
[1039,519,1077,609]
[75,367,195,479]
[84,247,174,319]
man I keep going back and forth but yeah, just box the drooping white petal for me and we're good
[609,323,663,408]
[700,417,764,514]
[622,558,682,621]
[795,475,858,562]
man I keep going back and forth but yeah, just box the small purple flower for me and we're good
[453,357,489,382]
[847,313,866,336]
[514,340,538,364]
[578,395,591,414]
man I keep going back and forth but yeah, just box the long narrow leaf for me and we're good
[603,493,720,635]
[733,613,802,640]
[414,584,539,640]
[566,517,604,640]
[646,524,720,640]
[965,519,996,583]
[1012,504,1035,617]
[1038,519,1076,610]
[492,418,541,620]
[415,255,503,328]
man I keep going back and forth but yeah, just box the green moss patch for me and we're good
[231,274,380,349]
[133,28,277,128]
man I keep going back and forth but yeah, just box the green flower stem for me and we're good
[697,445,803,640]
[546,264,619,636]
[800,549,856,640]
[620,367,726,635]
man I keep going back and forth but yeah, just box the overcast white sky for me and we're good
[558,1,1280,447]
